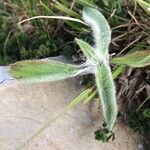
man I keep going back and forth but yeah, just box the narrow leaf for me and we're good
[39,1,84,31]
[83,89,97,104]
[9,60,86,82]
[112,66,125,79]
[95,62,118,130]
[18,16,86,26]
[77,0,97,8]
[66,87,94,109]
[137,0,150,15]
[83,7,111,58]
[39,1,55,15]
[111,50,150,67]
[53,1,81,18]
[75,38,98,62]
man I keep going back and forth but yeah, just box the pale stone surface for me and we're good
[0,66,16,85]
[0,78,141,150]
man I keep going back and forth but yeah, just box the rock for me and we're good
[0,66,16,85]
[0,78,141,150]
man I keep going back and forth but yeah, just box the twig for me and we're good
[112,33,128,42]
[127,10,143,29]
[116,35,142,56]
[136,96,150,111]
[112,23,129,30]
[109,9,116,19]
[57,41,74,51]
[70,0,76,10]
[0,79,15,84]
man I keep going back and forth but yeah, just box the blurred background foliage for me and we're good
[0,0,149,65]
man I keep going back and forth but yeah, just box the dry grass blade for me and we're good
[116,35,142,56]
[18,16,87,26]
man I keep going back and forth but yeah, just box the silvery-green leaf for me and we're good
[9,60,87,83]
[83,7,111,58]
[75,38,99,62]
[95,62,118,130]
[111,50,150,67]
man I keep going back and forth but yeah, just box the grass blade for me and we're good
[39,0,55,15]
[18,16,87,26]
[53,1,81,18]
[77,0,97,8]
[112,65,125,79]
[83,89,97,104]
[137,0,150,15]
[66,87,94,109]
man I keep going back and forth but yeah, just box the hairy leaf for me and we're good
[111,50,150,67]
[75,38,98,62]
[83,7,117,130]
[95,62,118,130]
[83,7,111,58]
[9,60,86,82]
